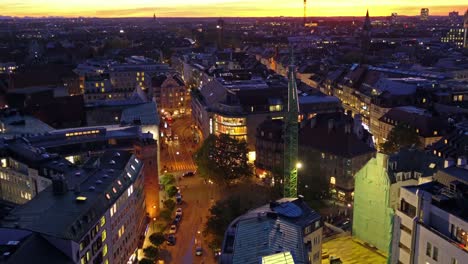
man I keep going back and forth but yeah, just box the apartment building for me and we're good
[0,150,147,264]
[391,159,468,264]
[220,197,323,264]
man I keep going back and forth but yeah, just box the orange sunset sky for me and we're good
[1,0,466,18]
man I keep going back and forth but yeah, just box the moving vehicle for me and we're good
[169,225,177,234]
[166,235,176,246]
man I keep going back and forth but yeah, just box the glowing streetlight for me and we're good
[296,162,303,169]
[176,151,180,155]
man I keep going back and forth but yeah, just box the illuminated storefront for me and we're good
[214,114,247,141]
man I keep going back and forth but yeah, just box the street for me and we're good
[160,115,199,173]
[158,115,218,264]
[158,175,218,264]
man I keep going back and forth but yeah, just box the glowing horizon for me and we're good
[1,0,466,18]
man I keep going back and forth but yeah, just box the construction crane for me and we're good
[303,0,307,26]
[283,48,300,198]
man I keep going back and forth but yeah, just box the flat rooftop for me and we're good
[322,236,386,264]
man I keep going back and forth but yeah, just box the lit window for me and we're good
[112,187,117,193]
[100,216,106,227]
[86,251,90,261]
[102,230,107,242]
[101,88,105,93]
[127,185,134,197]
[127,172,132,178]
[1,159,7,168]
[330,177,336,185]
[95,83,99,88]
[117,180,122,186]
[103,244,108,256]
[433,131,438,136]
[110,203,117,217]
[131,165,135,170]
[105,193,111,200]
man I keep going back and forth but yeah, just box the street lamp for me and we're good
[176,151,180,155]
[296,162,303,169]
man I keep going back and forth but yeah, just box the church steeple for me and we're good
[363,9,372,32]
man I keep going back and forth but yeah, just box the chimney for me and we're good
[444,158,455,168]
[457,156,466,167]
[327,119,334,133]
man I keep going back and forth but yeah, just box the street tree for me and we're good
[161,174,175,186]
[165,185,178,198]
[163,199,176,211]
[380,123,421,154]
[194,134,253,186]
[149,232,166,247]
[139,258,154,264]
[159,209,172,222]
[143,246,158,260]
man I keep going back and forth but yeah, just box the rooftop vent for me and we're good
[115,152,121,157]
[88,186,96,191]
[96,180,103,184]
[109,160,116,165]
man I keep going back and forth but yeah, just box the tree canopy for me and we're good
[149,232,166,247]
[143,246,158,260]
[380,123,421,154]
[194,134,253,186]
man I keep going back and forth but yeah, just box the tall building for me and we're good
[421,8,429,21]
[391,161,468,264]
[353,149,442,257]
[220,197,323,264]
[217,19,225,50]
[361,10,372,56]
[464,9,468,48]
[449,11,459,24]
[0,150,147,264]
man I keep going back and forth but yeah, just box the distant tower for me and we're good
[283,48,299,198]
[153,13,156,21]
[217,18,224,50]
[361,10,372,56]
[464,9,468,48]
[303,0,307,26]
[421,8,429,21]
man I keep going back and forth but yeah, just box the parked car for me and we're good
[169,225,177,234]
[183,171,195,177]
[174,214,182,224]
[166,234,176,246]
[195,245,203,256]
[176,208,182,216]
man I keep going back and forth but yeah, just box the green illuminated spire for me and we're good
[283,47,299,198]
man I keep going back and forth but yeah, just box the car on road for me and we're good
[174,214,182,224]
[169,225,177,234]
[183,171,195,177]
[173,135,178,141]
[176,208,182,216]
[166,234,176,246]
[195,245,203,256]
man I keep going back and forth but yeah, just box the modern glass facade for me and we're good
[214,114,247,141]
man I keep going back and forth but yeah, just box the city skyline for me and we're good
[1,0,466,18]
